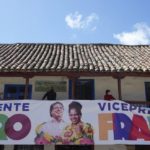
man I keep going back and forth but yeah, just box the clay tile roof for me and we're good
[0,43,150,73]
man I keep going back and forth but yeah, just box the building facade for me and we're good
[0,43,150,150]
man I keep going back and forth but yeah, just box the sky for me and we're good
[0,0,150,45]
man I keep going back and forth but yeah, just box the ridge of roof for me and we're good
[0,42,150,47]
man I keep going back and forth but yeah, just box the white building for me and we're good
[0,43,150,150]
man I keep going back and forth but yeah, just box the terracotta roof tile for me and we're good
[0,43,150,73]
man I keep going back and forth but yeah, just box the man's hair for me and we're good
[106,89,110,94]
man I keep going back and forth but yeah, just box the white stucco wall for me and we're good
[1,76,150,101]
[94,77,118,100]
[122,77,150,101]
[0,76,69,100]
[79,76,118,99]
[0,77,25,92]
[30,76,68,100]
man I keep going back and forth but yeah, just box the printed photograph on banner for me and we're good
[34,101,94,145]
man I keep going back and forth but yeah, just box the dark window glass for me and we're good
[14,145,44,150]
[145,82,150,102]
[75,79,94,100]
[135,145,150,150]
[0,145,4,150]
[4,84,32,100]
[55,145,94,150]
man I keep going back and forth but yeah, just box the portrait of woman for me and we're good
[62,101,94,145]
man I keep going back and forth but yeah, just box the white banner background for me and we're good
[0,100,150,145]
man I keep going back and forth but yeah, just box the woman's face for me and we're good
[69,108,81,125]
[51,103,64,120]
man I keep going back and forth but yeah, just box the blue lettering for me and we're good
[23,103,29,111]
[113,113,132,140]
[98,103,106,111]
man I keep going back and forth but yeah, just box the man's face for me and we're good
[51,103,64,120]
[69,108,81,124]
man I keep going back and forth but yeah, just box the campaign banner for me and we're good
[0,100,150,145]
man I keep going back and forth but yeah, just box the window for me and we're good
[4,84,32,100]
[14,145,44,150]
[69,79,95,100]
[55,145,94,150]
[0,145,4,150]
[135,145,150,150]
[145,82,150,102]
